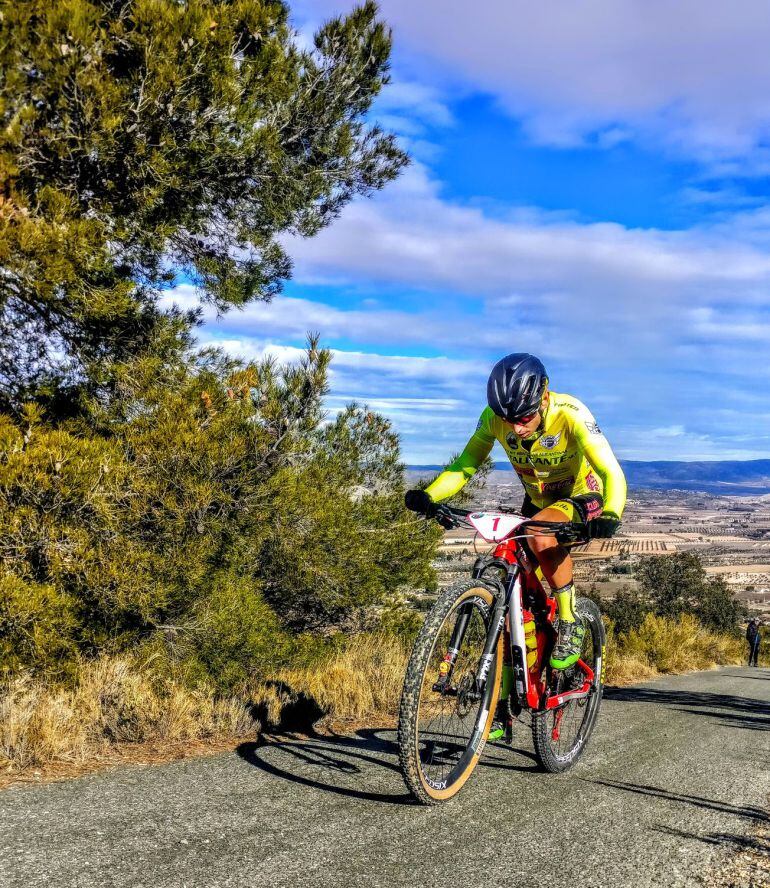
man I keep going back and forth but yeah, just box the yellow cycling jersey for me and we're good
[425,391,627,517]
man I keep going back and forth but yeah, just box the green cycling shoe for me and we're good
[550,618,586,670]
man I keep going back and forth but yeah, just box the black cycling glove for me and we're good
[405,490,456,529]
[568,493,620,539]
[405,489,435,516]
[586,514,621,539]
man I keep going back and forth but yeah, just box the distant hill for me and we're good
[620,459,770,492]
[407,459,770,496]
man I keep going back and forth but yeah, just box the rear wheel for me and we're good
[398,581,502,805]
[532,596,605,773]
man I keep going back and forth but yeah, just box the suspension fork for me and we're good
[432,599,477,692]
[474,584,510,695]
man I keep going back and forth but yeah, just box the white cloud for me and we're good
[288,162,770,289]
[278,162,770,371]
[688,307,770,343]
[650,425,686,438]
[296,0,770,164]
[372,80,454,129]
[162,153,770,459]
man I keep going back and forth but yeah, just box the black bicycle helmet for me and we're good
[487,353,548,421]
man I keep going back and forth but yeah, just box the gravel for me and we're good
[1,667,767,888]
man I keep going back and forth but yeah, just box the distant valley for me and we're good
[408,459,770,496]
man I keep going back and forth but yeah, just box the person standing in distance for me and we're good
[746,618,761,667]
[406,353,626,673]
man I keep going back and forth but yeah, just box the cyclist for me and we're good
[405,353,626,678]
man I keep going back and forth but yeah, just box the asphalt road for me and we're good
[1,667,768,888]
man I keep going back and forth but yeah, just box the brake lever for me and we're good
[555,526,588,545]
[434,504,460,530]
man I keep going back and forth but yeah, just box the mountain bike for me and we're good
[398,505,606,805]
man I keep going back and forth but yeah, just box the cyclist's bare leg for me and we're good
[527,506,572,587]
[526,506,575,619]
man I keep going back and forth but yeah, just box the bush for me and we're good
[591,553,747,638]
[620,613,743,673]
[0,342,440,685]
[0,574,77,678]
[180,574,292,691]
[602,586,653,636]
[635,551,747,633]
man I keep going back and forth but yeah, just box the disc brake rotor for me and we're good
[455,673,475,718]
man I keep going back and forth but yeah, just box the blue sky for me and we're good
[166,1,770,463]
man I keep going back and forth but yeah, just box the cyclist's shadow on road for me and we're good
[236,728,413,805]
[604,683,769,732]
[236,727,540,805]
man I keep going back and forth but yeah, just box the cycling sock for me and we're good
[500,663,513,699]
[553,582,576,622]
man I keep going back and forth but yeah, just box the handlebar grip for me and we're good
[555,524,590,544]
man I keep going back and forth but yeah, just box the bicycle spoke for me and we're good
[532,599,605,772]
[415,601,489,788]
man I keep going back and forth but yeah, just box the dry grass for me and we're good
[0,617,758,779]
[0,657,257,774]
[605,613,747,685]
[278,632,410,722]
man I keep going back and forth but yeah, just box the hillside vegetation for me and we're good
[0,0,441,774]
[1,609,759,775]
[0,1,762,781]
[3,550,763,774]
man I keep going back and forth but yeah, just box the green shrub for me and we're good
[181,573,292,691]
[0,574,77,678]
[0,343,439,685]
[635,552,747,634]
[603,586,653,636]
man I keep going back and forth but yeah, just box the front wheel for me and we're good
[398,581,502,805]
[531,596,605,773]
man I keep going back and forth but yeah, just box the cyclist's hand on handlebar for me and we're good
[405,489,436,516]
[585,513,621,539]
[404,490,458,529]
[555,524,587,544]
[433,504,458,530]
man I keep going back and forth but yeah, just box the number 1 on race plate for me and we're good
[467,512,526,542]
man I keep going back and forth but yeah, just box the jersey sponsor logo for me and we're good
[476,417,483,431]
[542,477,574,493]
[585,420,602,435]
[505,432,519,449]
[531,453,571,466]
[538,432,562,450]
[516,466,536,477]
[585,498,602,518]
[585,471,600,492]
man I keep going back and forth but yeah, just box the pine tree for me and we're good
[0,340,440,684]
[0,0,406,409]
[0,2,440,689]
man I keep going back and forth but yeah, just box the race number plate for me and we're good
[467,512,525,542]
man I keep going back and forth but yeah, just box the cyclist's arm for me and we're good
[573,410,627,517]
[424,410,496,503]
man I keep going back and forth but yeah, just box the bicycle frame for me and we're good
[467,534,596,713]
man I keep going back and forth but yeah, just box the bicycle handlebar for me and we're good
[432,503,589,543]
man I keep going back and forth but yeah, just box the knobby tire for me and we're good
[531,596,605,772]
[398,581,502,805]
